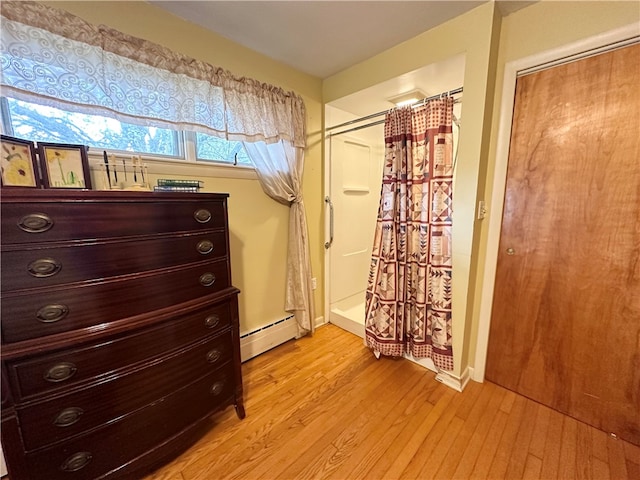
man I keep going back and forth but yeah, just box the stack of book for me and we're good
[154,179,204,193]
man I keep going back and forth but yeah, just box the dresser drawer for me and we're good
[7,299,233,400]
[23,365,235,480]
[1,230,228,291]
[1,199,226,244]
[17,332,233,451]
[1,259,231,343]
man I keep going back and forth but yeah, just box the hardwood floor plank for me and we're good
[223,356,405,479]
[486,394,527,478]
[576,419,593,480]
[347,383,444,480]
[558,415,579,480]
[624,441,640,465]
[468,411,509,479]
[326,370,439,480]
[522,454,543,480]
[592,427,612,462]
[434,382,496,479]
[504,398,538,479]
[607,435,629,480]
[180,335,374,479]
[528,402,551,459]
[539,408,564,479]
[591,457,611,480]
[400,381,484,480]
[409,416,464,480]
[137,324,638,480]
[626,460,640,480]
[278,361,426,480]
[499,388,517,413]
[450,382,506,479]
[371,387,457,478]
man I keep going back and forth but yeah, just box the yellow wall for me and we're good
[44,1,325,334]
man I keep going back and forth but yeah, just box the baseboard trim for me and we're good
[435,366,472,392]
[239,316,296,362]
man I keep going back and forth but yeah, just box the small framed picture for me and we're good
[38,142,92,190]
[0,135,41,188]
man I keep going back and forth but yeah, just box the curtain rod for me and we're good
[327,86,463,133]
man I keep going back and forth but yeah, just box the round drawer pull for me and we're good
[18,213,54,233]
[196,239,214,255]
[44,362,77,383]
[204,314,220,329]
[36,304,69,323]
[194,208,212,223]
[210,381,225,396]
[199,272,216,287]
[206,348,222,364]
[53,407,84,427]
[28,258,62,278]
[60,451,92,472]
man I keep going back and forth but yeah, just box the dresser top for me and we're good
[1,189,229,203]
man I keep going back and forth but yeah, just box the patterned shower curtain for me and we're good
[364,97,454,371]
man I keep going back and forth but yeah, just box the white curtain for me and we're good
[0,1,305,147]
[243,140,315,335]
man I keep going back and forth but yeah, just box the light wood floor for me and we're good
[144,324,640,480]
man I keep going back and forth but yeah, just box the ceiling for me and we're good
[150,1,534,79]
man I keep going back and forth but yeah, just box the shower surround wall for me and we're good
[325,105,384,338]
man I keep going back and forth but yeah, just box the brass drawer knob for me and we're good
[44,362,77,383]
[194,208,212,223]
[28,258,62,278]
[18,213,54,233]
[196,239,214,255]
[210,381,225,396]
[199,272,216,287]
[204,314,220,329]
[60,451,92,472]
[53,407,84,427]
[206,348,222,364]
[36,304,69,323]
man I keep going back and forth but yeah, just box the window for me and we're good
[196,133,251,166]
[1,97,252,166]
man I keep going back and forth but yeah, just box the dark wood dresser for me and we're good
[0,189,244,479]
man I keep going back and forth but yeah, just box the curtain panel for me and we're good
[0,1,306,147]
[364,99,454,371]
[243,141,315,335]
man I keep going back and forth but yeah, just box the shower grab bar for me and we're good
[324,196,334,249]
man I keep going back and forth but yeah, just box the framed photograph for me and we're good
[38,142,92,190]
[0,135,41,188]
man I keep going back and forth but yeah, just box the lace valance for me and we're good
[0,1,306,147]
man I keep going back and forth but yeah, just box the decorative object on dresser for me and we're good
[36,142,92,190]
[0,189,245,480]
[0,135,41,189]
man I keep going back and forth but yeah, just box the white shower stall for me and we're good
[324,55,465,340]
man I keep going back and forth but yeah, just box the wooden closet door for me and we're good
[485,43,640,445]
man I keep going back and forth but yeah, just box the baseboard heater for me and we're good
[239,315,297,362]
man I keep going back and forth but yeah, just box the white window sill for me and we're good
[88,154,257,181]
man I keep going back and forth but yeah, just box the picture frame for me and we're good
[37,142,92,190]
[0,135,42,188]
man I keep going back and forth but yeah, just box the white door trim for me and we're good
[473,23,640,383]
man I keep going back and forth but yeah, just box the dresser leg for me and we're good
[234,400,246,419]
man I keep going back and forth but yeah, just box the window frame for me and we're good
[0,96,256,178]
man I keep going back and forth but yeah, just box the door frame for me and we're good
[473,23,640,382]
